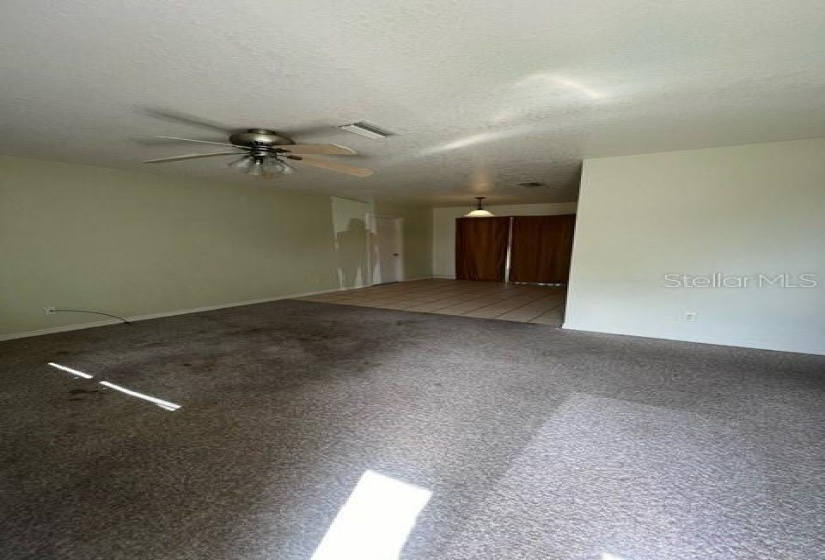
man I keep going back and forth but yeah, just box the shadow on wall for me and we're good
[331,197,376,289]
[335,218,375,289]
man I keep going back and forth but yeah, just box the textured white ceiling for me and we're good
[1,0,824,205]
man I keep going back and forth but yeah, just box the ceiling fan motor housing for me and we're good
[228,129,295,160]
[229,129,294,148]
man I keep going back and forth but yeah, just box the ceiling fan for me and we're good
[142,128,373,178]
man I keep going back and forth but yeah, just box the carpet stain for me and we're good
[67,388,102,395]
[188,361,216,374]
[65,387,104,402]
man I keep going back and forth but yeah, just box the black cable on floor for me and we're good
[54,309,132,325]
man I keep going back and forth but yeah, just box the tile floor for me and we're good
[297,278,567,326]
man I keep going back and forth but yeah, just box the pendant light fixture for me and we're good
[464,197,495,217]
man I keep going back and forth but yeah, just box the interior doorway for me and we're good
[373,216,403,284]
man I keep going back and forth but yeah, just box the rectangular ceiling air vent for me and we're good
[518,181,548,188]
[339,121,394,139]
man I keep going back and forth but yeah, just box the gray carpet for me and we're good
[439,394,824,560]
[0,300,823,560]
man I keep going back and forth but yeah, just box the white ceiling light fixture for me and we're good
[464,197,496,217]
[339,121,393,139]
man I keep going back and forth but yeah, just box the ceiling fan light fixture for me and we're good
[248,159,265,177]
[464,197,495,217]
[228,155,252,171]
[276,160,296,174]
[261,158,278,177]
[229,154,296,178]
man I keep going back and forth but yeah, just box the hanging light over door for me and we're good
[464,197,495,217]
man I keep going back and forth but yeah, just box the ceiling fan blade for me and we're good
[275,144,356,155]
[278,124,339,140]
[143,109,232,133]
[294,156,374,177]
[142,151,243,164]
[155,135,248,149]
[136,136,227,146]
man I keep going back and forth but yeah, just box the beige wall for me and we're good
[566,137,825,355]
[374,200,433,280]
[432,202,578,278]
[0,155,340,337]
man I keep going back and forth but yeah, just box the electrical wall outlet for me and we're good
[43,306,56,315]
[683,311,698,322]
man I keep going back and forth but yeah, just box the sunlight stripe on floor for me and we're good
[98,381,181,412]
[48,362,94,379]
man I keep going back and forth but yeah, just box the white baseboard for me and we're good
[0,287,345,342]
[0,318,124,341]
[560,322,824,356]
[363,277,433,286]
